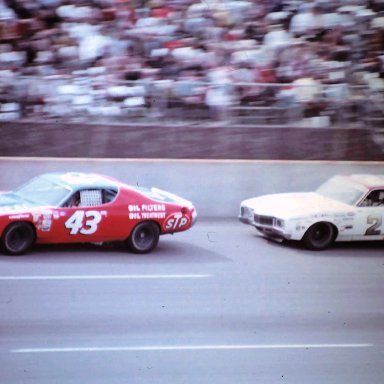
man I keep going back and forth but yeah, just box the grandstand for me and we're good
[0,0,383,129]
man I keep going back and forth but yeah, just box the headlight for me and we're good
[241,206,252,218]
[275,219,285,228]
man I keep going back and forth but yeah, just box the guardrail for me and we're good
[0,76,379,128]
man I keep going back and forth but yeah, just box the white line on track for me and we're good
[12,343,373,353]
[0,274,212,281]
[1,157,383,165]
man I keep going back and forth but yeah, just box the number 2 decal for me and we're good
[365,215,382,236]
[65,210,102,235]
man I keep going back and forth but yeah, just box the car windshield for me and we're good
[316,177,366,206]
[14,176,71,206]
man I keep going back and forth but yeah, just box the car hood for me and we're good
[242,192,352,219]
[0,192,36,214]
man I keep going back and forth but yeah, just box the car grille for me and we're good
[254,214,275,226]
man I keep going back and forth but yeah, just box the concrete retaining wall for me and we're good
[1,121,383,160]
[0,158,383,217]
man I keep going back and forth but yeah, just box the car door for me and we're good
[353,189,384,241]
[51,188,126,243]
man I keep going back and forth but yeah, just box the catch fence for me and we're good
[0,75,383,129]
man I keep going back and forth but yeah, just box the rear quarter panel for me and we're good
[122,187,194,235]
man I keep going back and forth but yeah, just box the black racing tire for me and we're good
[303,222,335,250]
[1,222,36,255]
[127,222,160,254]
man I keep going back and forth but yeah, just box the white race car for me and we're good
[239,174,384,250]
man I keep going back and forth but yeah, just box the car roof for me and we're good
[343,174,384,189]
[42,172,121,190]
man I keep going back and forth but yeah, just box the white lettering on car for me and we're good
[128,205,141,212]
[128,204,166,220]
[141,204,166,212]
[65,210,102,235]
[141,212,166,219]
[9,214,30,219]
[129,212,142,220]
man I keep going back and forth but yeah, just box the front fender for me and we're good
[288,217,340,241]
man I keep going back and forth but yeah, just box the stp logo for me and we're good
[164,212,190,231]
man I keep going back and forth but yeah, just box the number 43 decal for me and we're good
[65,210,102,235]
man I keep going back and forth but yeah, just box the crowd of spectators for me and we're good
[0,0,384,125]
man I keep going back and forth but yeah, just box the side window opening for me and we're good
[62,188,117,208]
[62,191,80,207]
[361,190,384,207]
[103,188,118,204]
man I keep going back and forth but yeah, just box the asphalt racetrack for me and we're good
[0,219,383,384]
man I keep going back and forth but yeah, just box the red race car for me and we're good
[0,172,197,255]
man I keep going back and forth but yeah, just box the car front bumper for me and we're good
[238,215,291,240]
[239,216,252,225]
